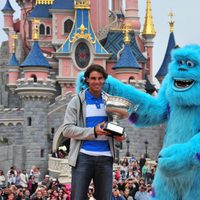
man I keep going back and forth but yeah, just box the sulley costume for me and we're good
[76,45,200,200]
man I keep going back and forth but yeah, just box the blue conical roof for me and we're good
[20,41,51,68]
[2,0,15,13]
[156,32,176,78]
[113,44,141,69]
[7,53,20,66]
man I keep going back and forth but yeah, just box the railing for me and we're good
[48,155,71,183]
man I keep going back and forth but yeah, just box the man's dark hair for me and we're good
[84,64,108,81]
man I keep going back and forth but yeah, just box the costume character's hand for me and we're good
[158,143,192,177]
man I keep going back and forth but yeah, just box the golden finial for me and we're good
[74,0,90,10]
[169,11,175,33]
[121,22,132,44]
[142,0,156,36]
[36,0,54,5]
[11,34,18,53]
[79,24,87,34]
[33,18,40,40]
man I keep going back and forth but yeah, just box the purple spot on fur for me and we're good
[167,104,170,119]
[151,187,156,198]
[128,112,138,123]
[196,153,200,161]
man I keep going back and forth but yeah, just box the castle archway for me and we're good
[52,125,70,154]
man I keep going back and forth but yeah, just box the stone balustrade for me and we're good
[48,155,71,184]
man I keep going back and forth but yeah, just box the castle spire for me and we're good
[155,13,176,83]
[1,0,15,13]
[142,0,156,37]
[169,11,175,33]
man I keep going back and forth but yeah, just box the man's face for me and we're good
[86,71,105,95]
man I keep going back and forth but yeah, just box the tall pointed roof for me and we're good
[20,41,51,68]
[155,32,175,79]
[7,53,20,66]
[2,0,15,13]
[142,0,156,36]
[156,14,176,80]
[57,0,109,55]
[113,44,141,69]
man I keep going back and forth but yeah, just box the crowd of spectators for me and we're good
[111,155,157,200]
[0,166,71,200]
[0,155,156,200]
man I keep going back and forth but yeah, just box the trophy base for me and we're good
[104,122,124,136]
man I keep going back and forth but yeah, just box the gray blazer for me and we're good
[62,89,115,167]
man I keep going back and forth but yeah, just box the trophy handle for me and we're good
[102,92,109,102]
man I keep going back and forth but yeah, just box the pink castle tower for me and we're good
[2,0,15,32]
[125,0,141,33]
[90,0,109,34]
[112,0,122,12]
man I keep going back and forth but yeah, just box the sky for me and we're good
[0,0,200,87]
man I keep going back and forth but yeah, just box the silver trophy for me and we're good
[103,94,134,136]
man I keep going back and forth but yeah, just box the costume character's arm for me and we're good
[105,75,169,126]
[62,95,96,140]
[158,132,200,177]
[76,72,168,127]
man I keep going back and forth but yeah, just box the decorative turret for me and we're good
[142,0,156,81]
[15,19,55,175]
[125,0,141,33]
[112,0,122,12]
[113,22,142,82]
[7,34,20,92]
[156,11,176,84]
[1,0,15,34]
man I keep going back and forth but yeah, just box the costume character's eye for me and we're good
[178,60,185,65]
[186,60,195,67]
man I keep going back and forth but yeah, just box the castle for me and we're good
[0,0,175,178]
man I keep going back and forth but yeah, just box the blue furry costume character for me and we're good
[77,45,200,199]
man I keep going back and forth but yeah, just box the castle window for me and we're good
[46,26,51,35]
[64,19,73,34]
[128,76,135,84]
[31,74,37,82]
[75,42,90,69]
[28,117,32,126]
[39,24,45,35]
[41,149,44,158]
